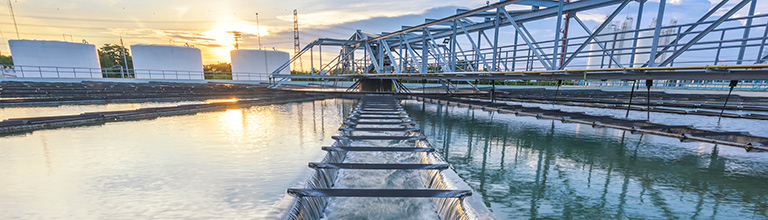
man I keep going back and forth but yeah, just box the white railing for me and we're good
[0,64,275,82]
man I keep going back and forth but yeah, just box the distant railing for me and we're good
[2,64,766,91]
[0,64,275,81]
[578,79,768,91]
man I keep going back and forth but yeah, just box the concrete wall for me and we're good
[9,40,101,78]
[131,44,204,79]
[230,49,290,81]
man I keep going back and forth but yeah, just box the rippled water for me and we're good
[403,100,768,219]
[0,99,354,219]
[323,139,440,220]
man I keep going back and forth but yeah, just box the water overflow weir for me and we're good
[276,94,492,219]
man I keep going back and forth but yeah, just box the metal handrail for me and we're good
[0,64,277,81]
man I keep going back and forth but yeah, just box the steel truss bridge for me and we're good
[269,0,768,91]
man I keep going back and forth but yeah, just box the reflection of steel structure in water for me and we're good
[270,0,768,90]
[404,101,751,219]
[414,96,768,151]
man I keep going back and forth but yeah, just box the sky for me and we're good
[0,0,764,69]
[0,0,489,64]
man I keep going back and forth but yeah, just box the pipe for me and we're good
[625,80,637,118]
[720,80,739,117]
[491,80,496,102]
[646,79,653,121]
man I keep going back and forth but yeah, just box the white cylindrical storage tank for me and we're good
[230,49,290,81]
[131,44,204,79]
[633,27,654,67]
[633,19,677,67]
[9,40,101,78]
[586,24,616,69]
[614,17,634,65]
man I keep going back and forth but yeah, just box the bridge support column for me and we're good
[358,79,394,92]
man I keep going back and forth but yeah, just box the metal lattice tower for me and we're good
[293,9,303,72]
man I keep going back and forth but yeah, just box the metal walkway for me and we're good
[281,94,490,220]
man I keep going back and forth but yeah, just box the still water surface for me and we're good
[403,100,768,219]
[0,99,354,219]
[2,98,768,219]
[0,101,206,121]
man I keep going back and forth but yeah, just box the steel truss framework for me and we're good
[270,0,768,88]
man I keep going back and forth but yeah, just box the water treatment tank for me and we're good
[9,39,101,78]
[230,49,290,81]
[633,19,677,67]
[586,24,616,69]
[131,44,204,79]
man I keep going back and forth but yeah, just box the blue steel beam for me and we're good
[492,8,501,72]
[647,0,667,67]
[274,0,766,80]
[424,30,452,71]
[552,0,564,69]
[501,8,553,70]
[629,0,646,67]
[559,0,630,69]
[457,20,491,71]
[571,15,625,68]
[402,35,422,73]
[647,0,729,66]
[757,20,768,64]
[656,0,753,67]
[375,0,621,42]
[736,0,757,65]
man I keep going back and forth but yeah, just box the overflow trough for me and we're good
[276,94,492,219]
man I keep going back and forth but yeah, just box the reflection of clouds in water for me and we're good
[0,99,356,219]
[403,100,768,219]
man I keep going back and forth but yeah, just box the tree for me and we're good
[203,62,231,80]
[203,62,231,72]
[0,55,12,65]
[98,44,132,78]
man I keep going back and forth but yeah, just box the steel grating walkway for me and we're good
[282,94,485,219]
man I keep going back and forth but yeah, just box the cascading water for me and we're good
[322,139,441,219]
[277,95,493,220]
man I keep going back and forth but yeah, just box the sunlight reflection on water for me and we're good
[0,99,353,219]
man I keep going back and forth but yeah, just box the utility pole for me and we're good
[120,35,129,77]
[255,13,262,49]
[228,31,242,49]
[293,9,303,71]
[7,0,18,39]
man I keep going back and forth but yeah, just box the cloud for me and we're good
[160,31,216,42]
[646,0,684,5]
[275,1,485,28]
[577,13,608,23]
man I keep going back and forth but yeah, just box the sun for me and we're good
[200,21,272,63]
